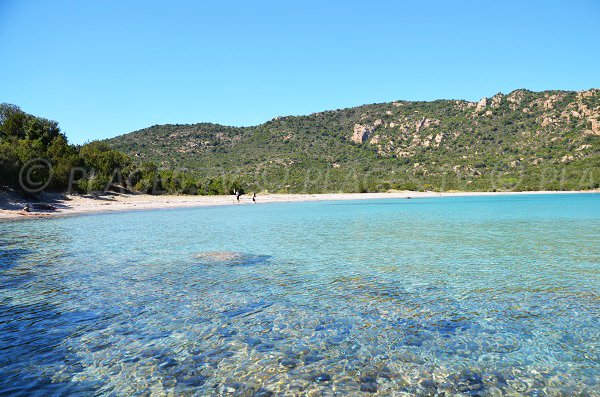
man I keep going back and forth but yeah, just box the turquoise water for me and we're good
[1,194,599,396]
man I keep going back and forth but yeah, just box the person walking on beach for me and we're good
[236,190,241,203]
[252,192,256,203]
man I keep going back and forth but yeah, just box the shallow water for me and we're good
[1,194,599,396]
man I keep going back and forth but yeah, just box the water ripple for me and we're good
[0,194,599,395]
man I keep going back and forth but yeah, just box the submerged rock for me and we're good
[254,388,273,397]
[222,301,273,319]
[360,375,377,383]
[360,382,378,393]
[456,370,484,392]
[314,373,332,382]
[162,375,177,388]
[303,354,324,364]
[221,382,255,395]
[179,374,207,387]
[360,376,378,393]
[280,358,299,369]
[244,336,262,347]
[193,251,271,267]
[158,357,179,369]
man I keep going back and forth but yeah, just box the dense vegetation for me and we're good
[2,89,599,196]
[0,104,243,195]
[106,89,600,193]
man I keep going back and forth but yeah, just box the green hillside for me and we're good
[106,89,600,193]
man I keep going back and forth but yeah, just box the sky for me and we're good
[0,0,598,144]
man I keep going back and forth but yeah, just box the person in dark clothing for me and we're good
[252,193,256,203]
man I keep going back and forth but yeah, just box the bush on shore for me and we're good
[0,103,242,196]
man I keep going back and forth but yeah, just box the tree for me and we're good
[47,135,81,189]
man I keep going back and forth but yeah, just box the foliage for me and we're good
[0,104,237,195]
[105,89,600,193]
[2,89,599,195]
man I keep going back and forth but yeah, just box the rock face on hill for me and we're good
[352,123,375,143]
[106,89,600,193]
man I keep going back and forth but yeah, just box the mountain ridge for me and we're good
[110,88,599,131]
[105,88,600,193]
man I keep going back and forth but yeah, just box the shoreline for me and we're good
[1,190,598,221]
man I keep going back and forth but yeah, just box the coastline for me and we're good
[1,190,598,221]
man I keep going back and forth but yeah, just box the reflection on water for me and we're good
[0,194,599,395]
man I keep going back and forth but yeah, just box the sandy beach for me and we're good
[0,190,597,221]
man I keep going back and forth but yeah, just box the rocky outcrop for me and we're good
[541,117,555,127]
[491,94,503,108]
[352,123,375,143]
[415,117,426,133]
[589,117,600,136]
[415,117,440,133]
[542,93,565,110]
[507,90,525,106]
[476,97,488,112]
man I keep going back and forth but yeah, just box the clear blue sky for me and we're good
[1,0,598,144]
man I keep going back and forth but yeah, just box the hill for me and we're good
[106,89,600,193]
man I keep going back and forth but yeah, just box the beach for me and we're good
[1,190,597,220]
